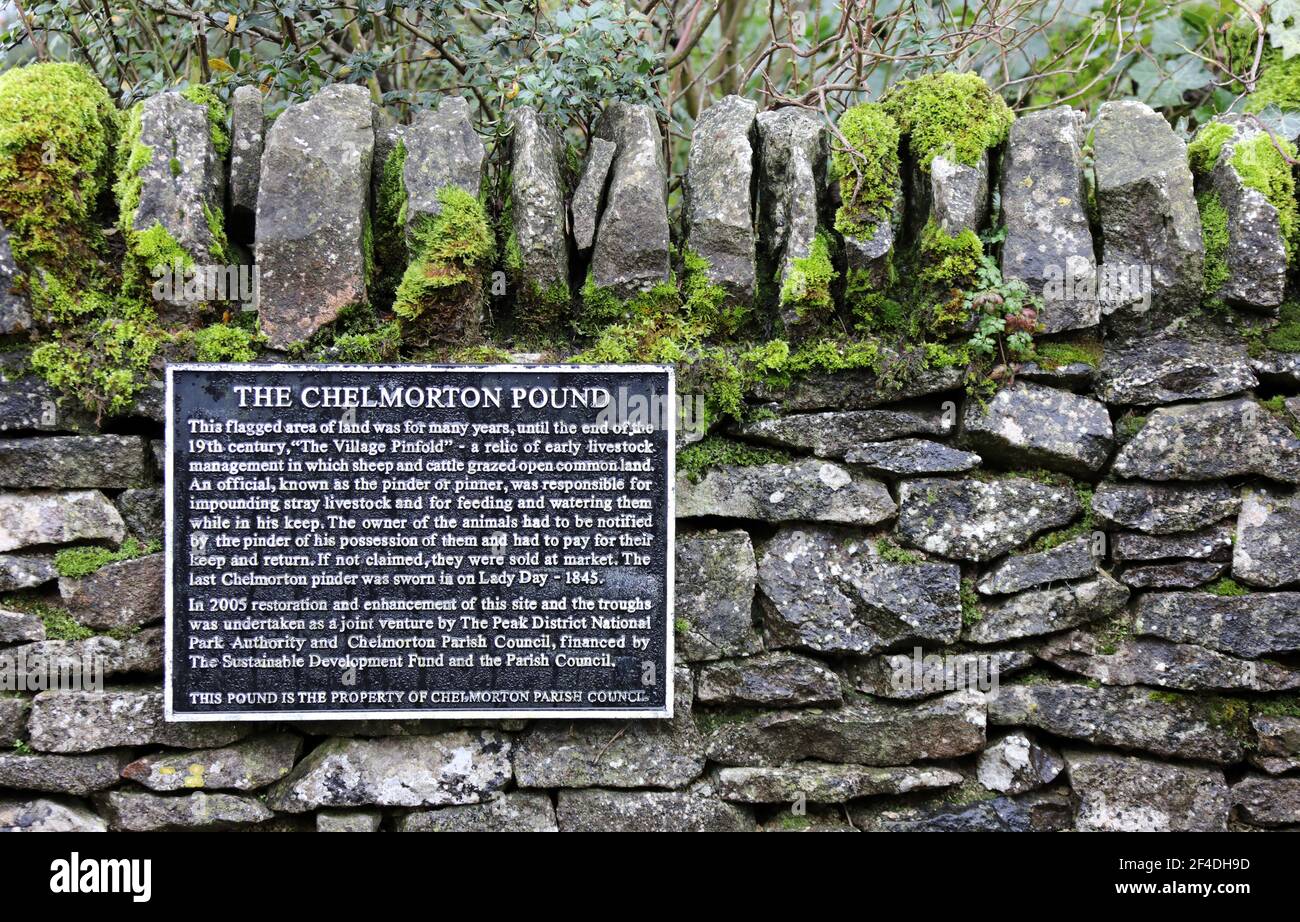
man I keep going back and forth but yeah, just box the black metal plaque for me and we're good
[165,364,674,720]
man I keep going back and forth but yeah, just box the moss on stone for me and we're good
[576,272,628,337]
[54,536,159,579]
[875,538,921,564]
[778,230,837,325]
[1187,121,1233,175]
[179,84,230,157]
[193,322,262,362]
[881,72,1013,172]
[833,103,901,238]
[681,248,746,338]
[3,596,93,642]
[392,186,494,336]
[676,436,791,482]
[1267,301,1300,352]
[1197,191,1230,299]
[0,62,119,287]
[1033,338,1102,369]
[1205,577,1249,597]
[960,578,981,626]
[1245,54,1300,114]
[373,139,410,304]
[1230,132,1299,263]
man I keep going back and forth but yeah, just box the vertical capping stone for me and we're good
[590,102,671,298]
[571,137,616,254]
[401,96,486,242]
[928,152,990,236]
[755,107,830,332]
[842,173,903,295]
[684,95,758,304]
[1093,100,1204,324]
[1199,115,1288,312]
[256,84,375,350]
[508,106,569,302]
[1001,107,1099,334]
[131,91,227,322]
[228,85,266,226]
[0,219,30,335]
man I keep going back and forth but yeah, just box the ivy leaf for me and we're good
[1268,0,1300,60]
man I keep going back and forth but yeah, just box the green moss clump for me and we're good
[1197,192,1230,298]
[452,344,513,363]
[1027,484,1094,553]
[0,62,119,286]
[514,279,572,341]
[833,104,901,238]
[779,231,837,325]
[576,273,628,337]
[298,302,400,363]
[875,538,921,564]
[1267,301,1300,352]
[1245,55,1300,113]
[681,248,746,338]
[1230,132,1300,263]
[3,596,94,642]
[1187,122,1233,175]
[1205,577,1249,597]
[914,222,982,334]
[393,186,494,337]
[881,72,1013,172]
[54,536,160,579]
[960,578,981,626]
[179,84,230,157]
[193,322,263,362]
[1033,339,1102,369]
[676,436,791,482]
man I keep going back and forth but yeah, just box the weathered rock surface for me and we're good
[0,372,79,434]
[976,534,1097,595]
[929,153,989,236]
[0,220,30,335]
[756,107,828,332]
[27,689,248,753]
[507,106,568,299]
[402,96,485,235]
[1093,100,1204,319]
[961,382,1113,475]
[0,696,29,746]
[1201,116,1289,310]
[1134,592,1300,658]
[1001,107,1097,333]
[0,554,57,592]
[715,763,962,804]
[570,138,615,252]
[843,649,1033,700]
[1120,560,1226,589]
[6,630,163,683]
[1252,350,1300,388]
[1112,524,1232,563]
[738,406,948,458]
[123,733,302,792]
[1065,750,1229,831]
[114,488,163,543]
[1038,627,1300,692]
[977,731,1064,795]
[843,439,980,476]
[590,102,670,297]
[229,85,265,222]
[677,459,896,525]
[58,553,163,630]
[965,572,1129,644]
[512,670,702,789]
[1250,714,1300,774]
[896,477,1081,562]
[1097,331,1257,404]
[0,435,149,488]
[988,682,1249,763]
[1112,399,1300,483]
[1233,487,1300,588]
[755,355,965,412]
[757,527,960,655]
[703,690,986,766]
[556,788,753,832]
[685,95,758,303]
[1092,481,1238,534]
[130,91,225,320]
[0,749,131,795]
[1018,357,1098,391]
[696,652,841,707]
[0,490,124,553]
[674,529,760,662]
[317,810,383,832]
[0,796,106,832]
[98,790,273,831]
[0,606,44,643]
[1231,775,1300,827]
[268,731,511,811]
[849,785,1073,832]
[257,84,374,349]
[396,792,558,832]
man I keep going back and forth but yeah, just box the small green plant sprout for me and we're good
[964,253,1041,383]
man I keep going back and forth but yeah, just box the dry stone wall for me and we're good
[1,76,1300,832]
